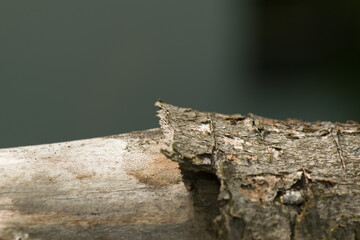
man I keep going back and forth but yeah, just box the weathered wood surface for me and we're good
[2,102,360,240]
[156,101,360,240]
[0,129,218,240]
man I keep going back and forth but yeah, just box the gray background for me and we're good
[1,1,359,148]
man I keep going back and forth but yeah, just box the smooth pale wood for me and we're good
[3,101,360,240]
[0,129,214,240]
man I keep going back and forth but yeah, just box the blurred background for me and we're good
[0,0,359,148]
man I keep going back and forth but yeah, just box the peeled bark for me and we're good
[156,100,360,240]
[1,102,359,240]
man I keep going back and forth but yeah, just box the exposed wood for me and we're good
[0,129,217,240]
[1,101,360,240]
[156,101,360,240]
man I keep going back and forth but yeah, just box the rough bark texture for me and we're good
[1,102,359,240]
[156,100,360,240]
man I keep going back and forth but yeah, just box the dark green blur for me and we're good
[0,1,359,148]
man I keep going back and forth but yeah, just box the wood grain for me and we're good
[0,129,215,240]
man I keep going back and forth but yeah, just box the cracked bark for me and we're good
[156,100,360,240]
[1,102,359,240]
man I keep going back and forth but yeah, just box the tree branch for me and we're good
[1,101,359,240]
[156,100,360,240]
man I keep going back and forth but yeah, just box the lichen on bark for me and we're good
[156,100,360,240]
